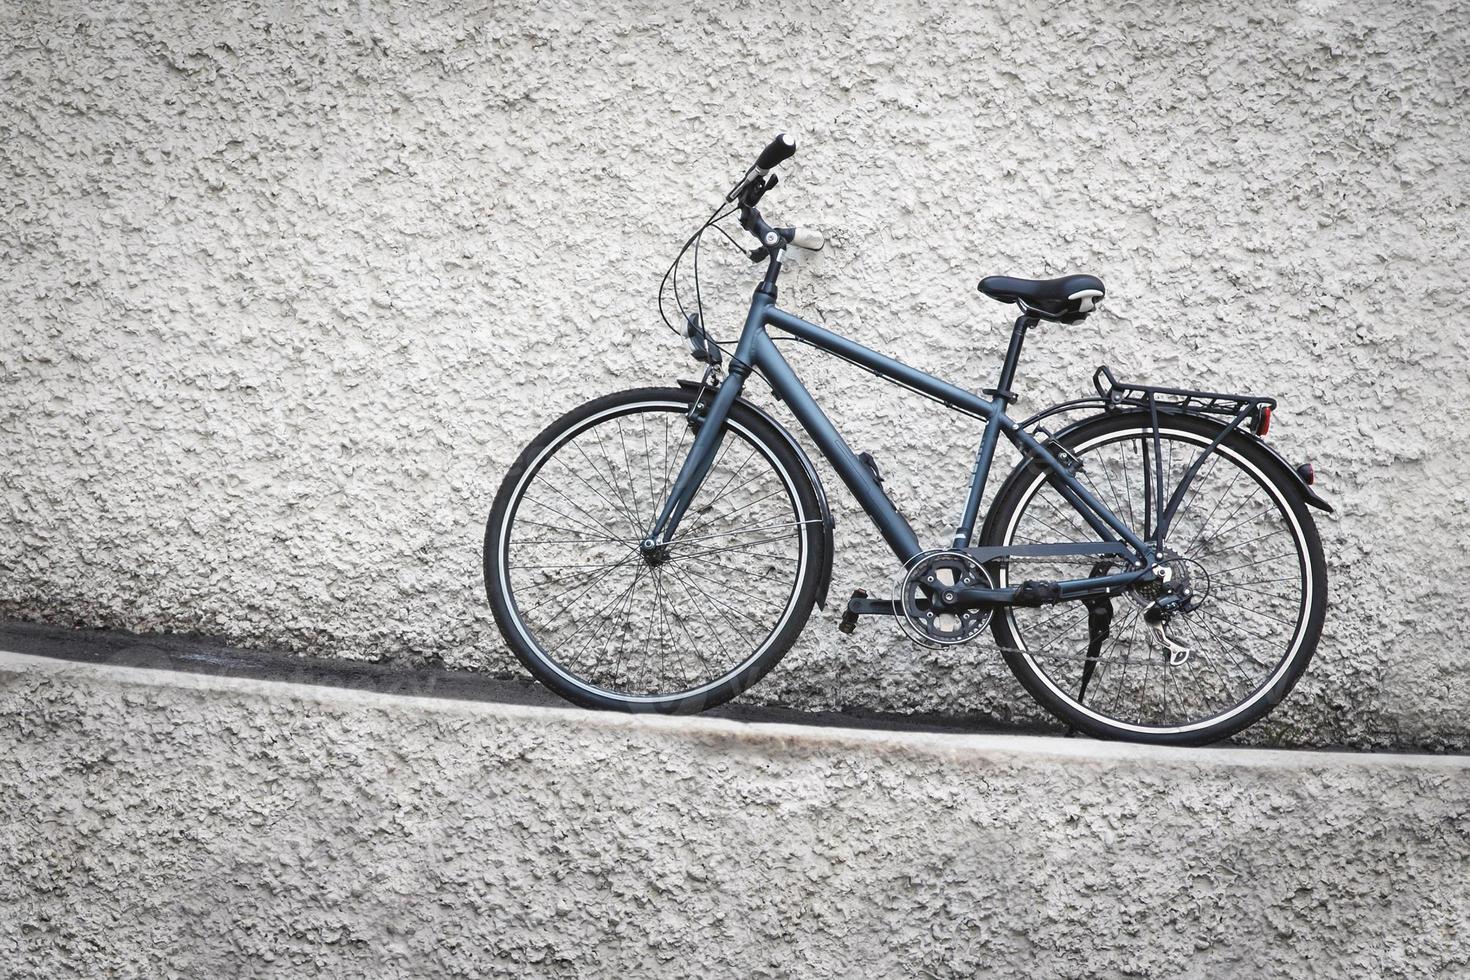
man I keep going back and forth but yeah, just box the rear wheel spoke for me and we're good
[997,423,1318,736]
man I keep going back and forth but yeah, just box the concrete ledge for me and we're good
[2,651,1467,977]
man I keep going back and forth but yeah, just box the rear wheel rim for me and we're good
[496,400,812,705]
[998,425,1315,735]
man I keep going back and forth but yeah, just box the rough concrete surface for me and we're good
[2,651,1467,978]
[3,1,1469,748]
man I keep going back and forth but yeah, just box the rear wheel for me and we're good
[485,387,824,713]
[980,412,1327,745]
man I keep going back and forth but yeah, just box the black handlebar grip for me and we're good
[754,133,796,171]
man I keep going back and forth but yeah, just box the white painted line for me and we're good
[3,648,1466,771]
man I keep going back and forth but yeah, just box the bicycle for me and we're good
[484,133,1331,745]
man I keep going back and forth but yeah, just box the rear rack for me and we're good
[1093,365,1275,422]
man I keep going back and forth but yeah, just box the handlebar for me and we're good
[786,226,824,251]
[727,133,796,203]
[728,133,824,261]
[753,133,796,172]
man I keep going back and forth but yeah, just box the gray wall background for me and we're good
[3,0,1467,748]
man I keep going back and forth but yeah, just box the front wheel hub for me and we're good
[639,539,670,566]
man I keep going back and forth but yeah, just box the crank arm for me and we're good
[845,594,903,618]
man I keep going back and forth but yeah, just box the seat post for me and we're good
[992,313,1037,403]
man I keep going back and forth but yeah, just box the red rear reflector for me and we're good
[1256,406,1272,436]
[1297,462,1315,485]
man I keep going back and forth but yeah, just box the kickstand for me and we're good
[1065,563,1114,736]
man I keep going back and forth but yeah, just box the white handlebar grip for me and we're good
[790,227,825,251]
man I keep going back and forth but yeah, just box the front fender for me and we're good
[678,379,837,609]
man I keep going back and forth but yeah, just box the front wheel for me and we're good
[980,411,1328,746]
[485,386,824,713]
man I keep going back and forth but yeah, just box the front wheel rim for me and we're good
[495,399,812,705]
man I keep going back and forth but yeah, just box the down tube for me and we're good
[749,332,924,563]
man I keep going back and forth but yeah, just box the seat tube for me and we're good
[953,314,1033,547]
[953,402,1007,547]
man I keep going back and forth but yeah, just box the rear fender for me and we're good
[1046,406,1334,514]
[678,379,837,609]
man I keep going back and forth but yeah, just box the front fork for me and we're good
[643,365,748,551]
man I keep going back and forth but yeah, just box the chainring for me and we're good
[891,550,994,648]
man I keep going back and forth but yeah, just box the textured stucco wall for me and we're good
[3,1,1469,748]
[3,652,1467,978]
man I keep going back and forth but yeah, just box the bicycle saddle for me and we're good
[977,274,1105,324]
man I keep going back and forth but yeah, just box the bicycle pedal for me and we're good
[838,588,868,634]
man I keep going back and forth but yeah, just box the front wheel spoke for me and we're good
[549,563,643,655]
[657,574,719,679]
[647,570,668,688]
[509,537,612,547]
[675,565,781,630]
[520,493,631,546]
[663,569,740,666]
[691,554,794,588]
[513,514,627,545]
[614,418,644,526]
[539,475,634,544]
[587,423,644,530]
[510,559,637,571]
[556,446,643,536]
[674,443,759,531]
[677,460,772,538]
[658,416,693,517]
[672,517,818,548]
[515,554,634,614]
[520,553,638,619]
[666,535,801,564]
[665,564,764,647]
[572,574,640,667]
[678,563,784,611]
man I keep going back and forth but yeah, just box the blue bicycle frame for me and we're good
[648,259,1161,608]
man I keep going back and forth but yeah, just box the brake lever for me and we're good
[741,173,777,208]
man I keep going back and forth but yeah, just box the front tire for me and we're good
[485,386,824,714]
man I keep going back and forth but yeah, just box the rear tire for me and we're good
[980,412,1328,746]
